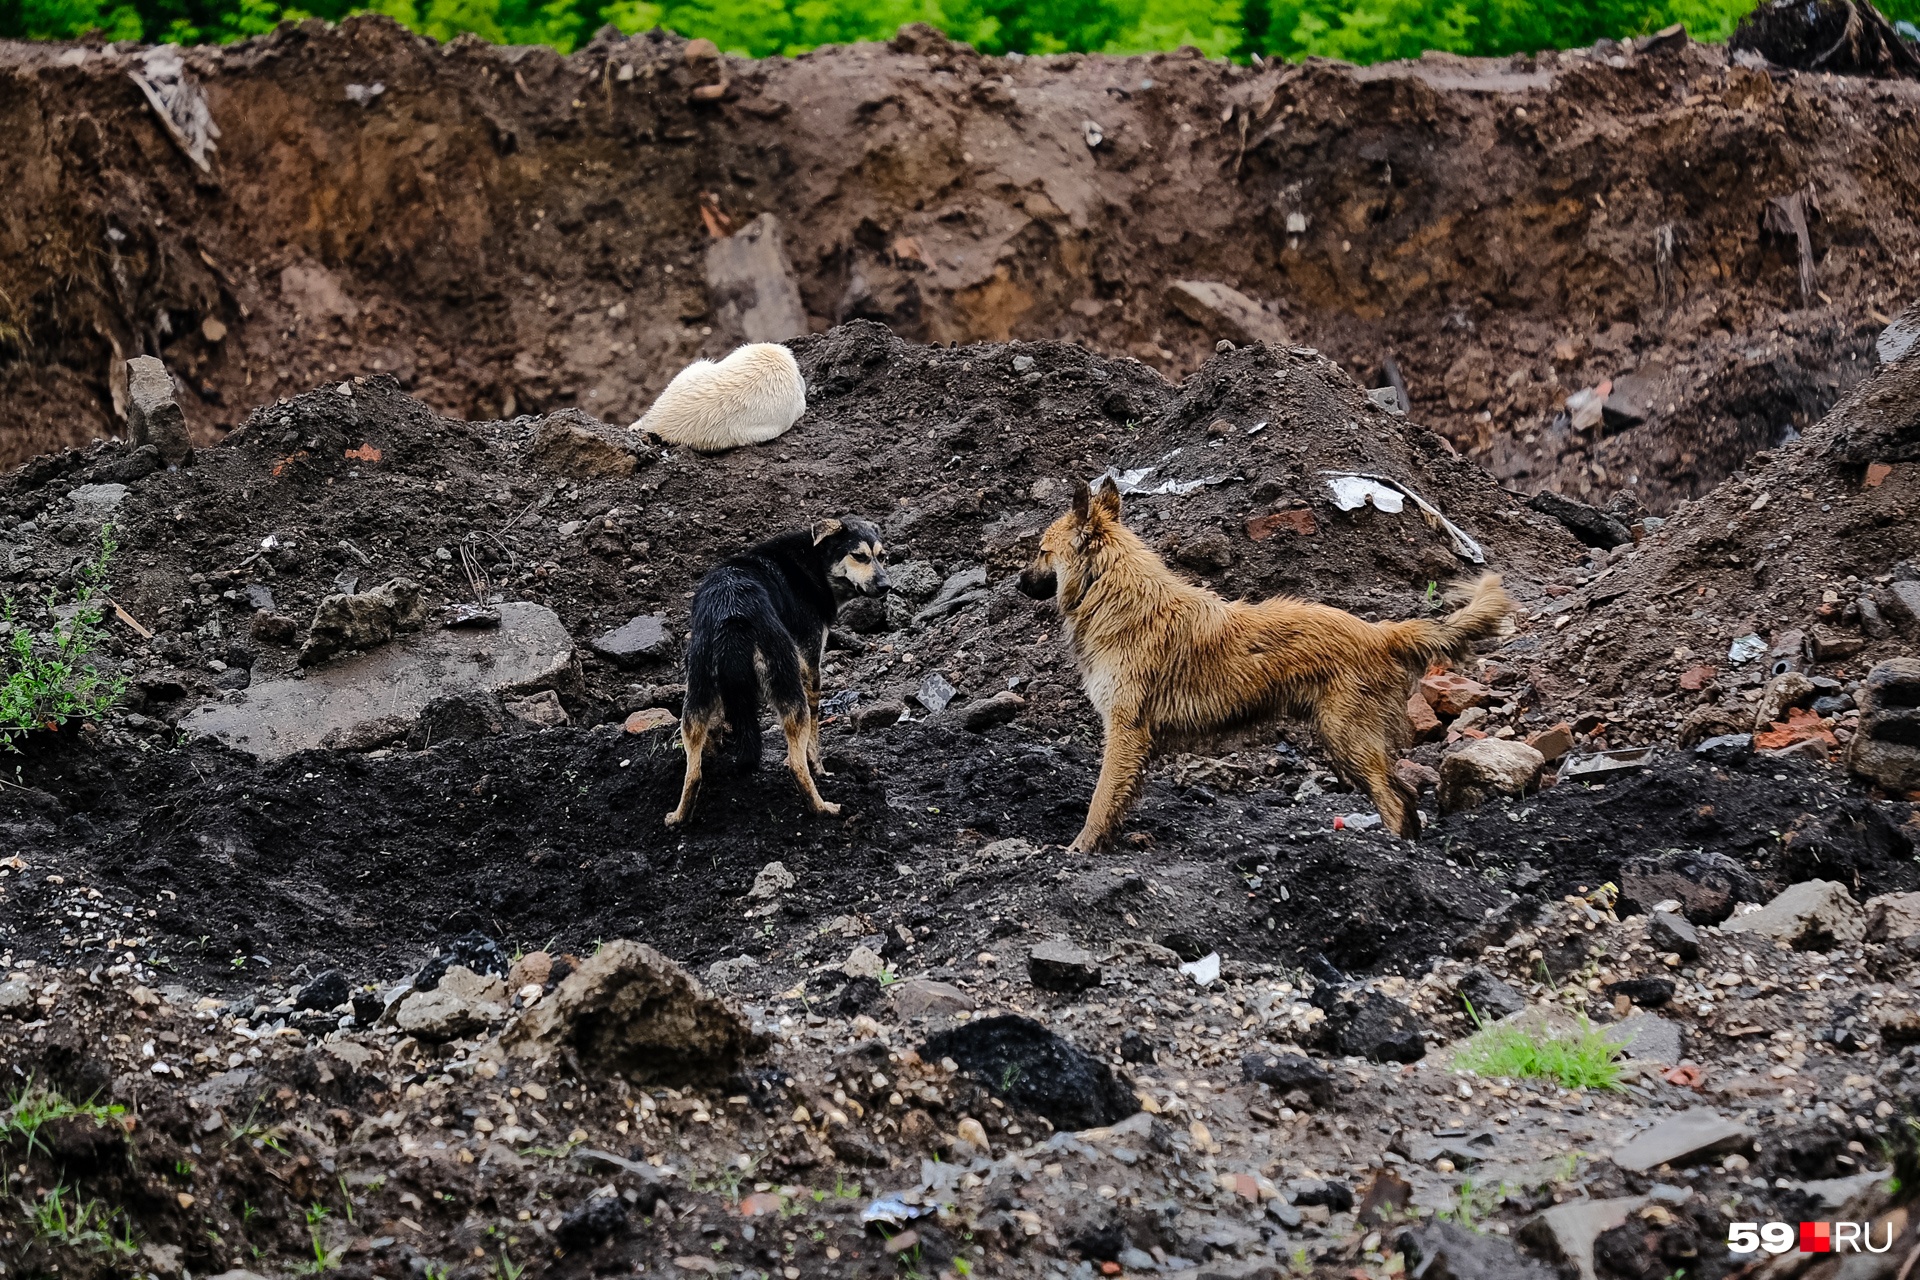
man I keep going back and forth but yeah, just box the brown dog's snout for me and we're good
[1018,565,1057,600]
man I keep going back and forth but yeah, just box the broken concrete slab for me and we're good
[125,356,193,466]
[1721,879,1865,950]
[1605,1012,1684,1065]
[705,213,806,343]
[180,601,574,759]
[1164,280,1291,348]
[1610,1108,1752,1173]
[1519,1196,1647,1280]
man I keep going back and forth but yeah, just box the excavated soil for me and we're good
[5,21,1920,511]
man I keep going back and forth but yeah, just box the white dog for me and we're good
[635,343,807,452]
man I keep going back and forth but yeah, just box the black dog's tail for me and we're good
[686,617,766,774]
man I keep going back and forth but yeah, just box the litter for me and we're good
[1727,633,1769,665]
[1095,450,1239,498]
[861,1194,935,1228]
[915,672,957,713]
[1558,748,1656,782]
[1179,952,1221,986]
[820,689,863,718]
[128,46,221,172]
[1320,472,1486,564]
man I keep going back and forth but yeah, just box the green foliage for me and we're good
[25,1185,140,1258]
[0,526,126,751]
[1,1084,129,1160]
[1456,1016,1625,1091]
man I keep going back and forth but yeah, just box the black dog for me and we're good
[666,517,888,826]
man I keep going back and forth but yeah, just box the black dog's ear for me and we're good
[1092,476,1122,519]
[810,517,844,546]
[1071,479,1093,519]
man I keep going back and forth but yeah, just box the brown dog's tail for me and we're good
[1380,573,1516,670]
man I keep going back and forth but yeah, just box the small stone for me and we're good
[962,690,1025,731]
[1520,1196,1647,1280]
[1406,693,1443,741]
[1420,671,1494,717]
[1606,1012,1684,1065]
[589,615,673,668]
[1240,1052,1333,1106]
[297,577,427,666]
[1721,880,1865,950]
[1810,624,1866,661]
[1313,987,1426,1063]
[530,413,639,478]
[125,356,193,466]
[1620,848,1759,924]
[1887,580,1920,631]
[1525,722,1575,761]
[1648,911,1699,960]
[1692,733,1753,765]
[504,689,570,729]
[0,979,33,1017]
[1753,672,1817,733]
[841,946,887,980]
[956,1117,990,1150]
[889,978,974,1021]
[1028,939,1102,992]
[851,701,906,732]
[624,707,677,734]
[294,970,350,1012]
[396,986,497,1042]
[1611,1108,1752,1173]
[1864,891,1920,943]
[1602,977,1674,1007]
[1456,967,1526,1021]
[1011,355,1035,373]
[1394,759,1440,793]
[913,566,990,624]
[705,955,758,988]
[509,951,553,989]
[1527,490,1631,548]
[1437,739,1545,814]
[748,861,795,901]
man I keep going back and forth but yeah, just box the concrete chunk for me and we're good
[1721,879,1865,950]
[1164,280,1291,347]
[125,356,192,466]
[1610,1108,1752,1173]
[180,602,574,759]
[705,213,806,343]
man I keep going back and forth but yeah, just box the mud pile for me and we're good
[5,20,1919,509]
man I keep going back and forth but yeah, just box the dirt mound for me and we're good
[5,21,1919,511]
[1523,349,1920,743]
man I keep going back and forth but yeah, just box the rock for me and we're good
[297,577,428,666]
[443,602,500,629]
[924,1014,1137,1131]
[1880,299,1920,365]
[1456,967,1525,1021]
[1603,977,1674,1007]
[1395,759,1441,793]
[67,482,128,519]
[553,1196,627,1249]
[1648,910,1700,960]
[1606,1012,1684,1064]
[1612,1109,1753,1173]
[1849,658,1920,789]
[396,983,499,1042]
[503,939,762,1084]
[851,701,906,731]
[742,861,795,902]
[914,671,958,713]
[705,955,758,989]
[1849,737,1920,791]
[185,602,574,759]
[125,356,193,466]
[889,978,975,1021]
[294,970,350,1012]
[1721,879,1866,950]
[886,561,943,603]
[1520,1197,1648,1280]
[1437,739,1544,814]
[623,707,677,735]
[418,932,511,988]
[510,952,553,989]
[529,412,639,478]
[1692,733,1754,765]
[1619,849,1760,924]
[841,945,887,980]
[1892,581,1920,633]
[1525,722,1575,761]
[836,594,890,634]
[1754,671,1818,733]
[963,690,1026,731]
[1239,1052,1333,1106]
[1419,671,1493,717]
[1406,692,1443,741]
[1120,1030,1156,1063]
[0,978,33,1016]
[1164,280,1291,347]
[1312,987,1426,1063]
[91,444,162,485]
[1865,891,1920,942]
[251,612,299,645]
[914,566,990,624]
[1858,657,1920,714]
[440,964,509,1005]
[1291,1179,1354,1211]
[1811,624,1866,661]
[504,689,569,729]
[589,614,673,667]
[1527,490,1632,549]
[1396,1221,1559,1280]
[705,213,806,343]
[1027,940,1102,993]
[408,692,509,749]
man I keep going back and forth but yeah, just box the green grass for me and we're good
[1455,1016,1625,1091]
[1,527,126,751]
[26,1185,140,1259]
[1,1084,129,1159]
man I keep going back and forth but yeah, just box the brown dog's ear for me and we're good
[810,517,844,545]
[1070,479,1093,520]
[1091,476,1123,520]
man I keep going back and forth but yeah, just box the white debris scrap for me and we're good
[1321,471,1486,564]
[128,45,221,172]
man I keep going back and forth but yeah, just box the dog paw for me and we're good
[814,801,843,817]
[663,811,684,827]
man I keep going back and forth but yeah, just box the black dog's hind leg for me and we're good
[665,710,713,827]
[804,633,831,777]
[764,637,839,815]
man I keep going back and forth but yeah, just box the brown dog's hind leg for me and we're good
[1069,720,1151,853]
[1319,710,1419,839]
[781,708,841,816]
[665,715,711,827]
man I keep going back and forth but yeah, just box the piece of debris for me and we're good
[128,45,221,172]
[1611,1108,1753,1173]
[125,356,194,466]
[1721,879,1866,949]
[298,577,427,666]
[589,614,673,667]
[705,213,806,343]
[923,1014,1138,1130]
[1323,472,1486,563]
[1163,280,1291,347]
[1437,739,1544,813]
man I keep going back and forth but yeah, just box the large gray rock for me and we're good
[1721,879,1865,950]
[125,356,192,466]
[589,614,672,667]
[1606,1012,1684,1065]
[1437,739,1544,814]
[1520,1197,1647,1280]
[914,566,990,624]
[396,966,508,1042]
[1164,280,1291,347]
[504,940,763,1084]
[180,602,574,759]
[1849,658,1920,790]
[705,213,806,343]
[1610,1108,1752,1173]
[1028,939,1102,992]
[1865,891,1920,943]
[298,577,427,666]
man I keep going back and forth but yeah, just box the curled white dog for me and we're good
[635,342,806,452]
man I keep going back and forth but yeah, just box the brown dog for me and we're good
[1018,478,1514,849]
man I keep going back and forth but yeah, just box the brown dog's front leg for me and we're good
[1069,720,1151,852]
